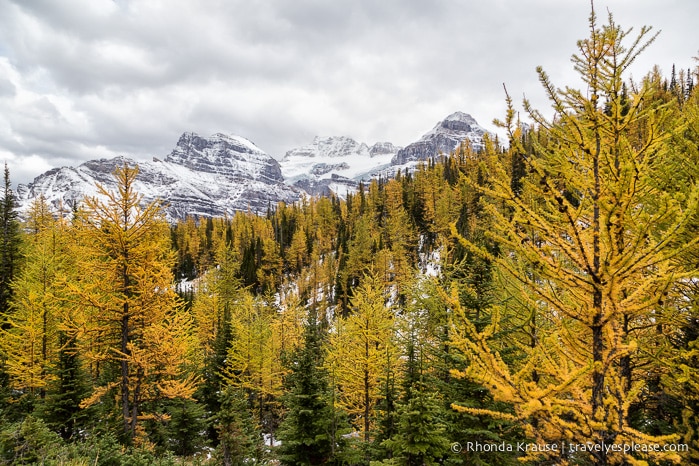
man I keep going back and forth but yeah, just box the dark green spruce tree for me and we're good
[377,325,450,466]
[214,387,263,466]
[199,304,233,443]
[379,381,450,466]
[277,308,348,465]
[0,163,21,418]
[39,331,90,440]
[164,398,208,457]
[0,162,21,321]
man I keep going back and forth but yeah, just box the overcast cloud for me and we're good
[1,0,697,186]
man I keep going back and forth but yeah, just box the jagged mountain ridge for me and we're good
[16,112,490,220]
[279,111,489,196]
[16,133,299,220]
[166,132,284,183]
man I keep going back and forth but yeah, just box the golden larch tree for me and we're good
[67,163,198,439]
[446,8,698,465]
[326,271,399,442]
[0,196,71,397]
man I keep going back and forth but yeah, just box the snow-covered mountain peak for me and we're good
[165,132,282,183]
[280,136,402,197]
[391,111,489,165]
[16,133,299,221]
[419,111,485,143]
[425,111,479,136]
[282,136,370,161]
[173,132,264,156]
[445,111,478,122]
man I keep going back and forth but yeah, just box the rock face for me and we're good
[391,112,487,165]
[16,111,492,220]
[16,133,300,221]
[369,141,401,157]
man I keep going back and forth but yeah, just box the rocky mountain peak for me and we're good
[434,111,479,133]
[391,111,489,165]
[16,133,299,221]
[369,141,400,156]
[171,132,264,158]
[165,132,283,183]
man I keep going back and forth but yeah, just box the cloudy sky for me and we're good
[1,0,697,186]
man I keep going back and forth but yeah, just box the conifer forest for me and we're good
[1,8,699,466]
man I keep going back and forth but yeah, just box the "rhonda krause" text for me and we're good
[456,441,688,455]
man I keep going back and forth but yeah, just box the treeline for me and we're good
[1,10,699,466]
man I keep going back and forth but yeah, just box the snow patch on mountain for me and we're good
[280,136,401,197]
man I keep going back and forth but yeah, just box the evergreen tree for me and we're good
[39,331,90,440]
[378,382,449,466]
[0,164,21,411]
[0,163,20,320]
[214,387,263,466]
[370,349,399,463]
[165,398,208,457]
[199,303,233,442]
[0,415,62,465]
[277,308,348,465]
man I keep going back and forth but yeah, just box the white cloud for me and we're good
[1,0,697,186]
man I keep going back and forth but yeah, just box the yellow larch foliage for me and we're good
[222,292,287,411]
[445,9,698,465]
[326,271,399,442]
[65,163,199,438]
[0,196,71,395]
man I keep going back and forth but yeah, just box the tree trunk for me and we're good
[121,303,130,437]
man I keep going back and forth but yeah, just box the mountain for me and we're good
[16,111,491,220]
[391,111,488,165]
[281,112,489,197]
[16,133,300,220]
[279,136,401,196]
